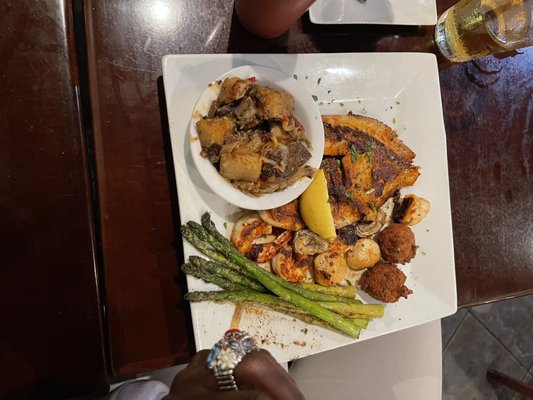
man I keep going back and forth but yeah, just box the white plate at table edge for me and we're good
[309,0,438,26]
[162,53,457,363]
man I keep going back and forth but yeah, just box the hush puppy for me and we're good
[377,223,417,264]
[359,263,413,303]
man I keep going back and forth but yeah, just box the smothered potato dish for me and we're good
[230,113,430,303]
[196,76,316,196]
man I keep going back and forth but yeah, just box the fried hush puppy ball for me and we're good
[359,263,413,303]
[377,223,416,264]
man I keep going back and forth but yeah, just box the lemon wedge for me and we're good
[300,169,337,242]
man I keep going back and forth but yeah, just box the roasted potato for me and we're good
[218,77,251,105]
[196,117,234,148]
[254,86,294,120]
[219,153,262,182]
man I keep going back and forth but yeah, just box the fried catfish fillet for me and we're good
[322,115,420,221]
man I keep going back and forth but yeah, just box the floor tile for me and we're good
[471,295,533,369]
[443,313,527,400]
[441,308,468,350]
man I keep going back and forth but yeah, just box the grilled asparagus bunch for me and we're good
[180,212,384,339]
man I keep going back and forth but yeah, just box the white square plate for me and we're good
[309,0,437,25]
[162,53,456,362]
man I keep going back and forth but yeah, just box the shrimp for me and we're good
[231,212,293,262]
[258,199,305,231]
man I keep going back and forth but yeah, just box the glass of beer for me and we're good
[435,0,533,62]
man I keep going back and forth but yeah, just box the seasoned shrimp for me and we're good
[231,212,272,255]
[231,213,292,262]
[258,199,305,231]
[248,230,293,263]
[271,245,311,283]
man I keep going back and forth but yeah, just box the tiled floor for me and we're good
[442,294,533,399]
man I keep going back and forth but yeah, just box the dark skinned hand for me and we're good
[163,349,305,400]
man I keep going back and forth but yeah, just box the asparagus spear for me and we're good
[181,263,248,292]
[188,256,267,292]
[297,282,357,299]
[188,220,357,304]
[181,225,255,279]
[182,262,380,319]
[184,224,358,301]
[318,301,384,318]
[187,219,361,338]
[185,290,367,332]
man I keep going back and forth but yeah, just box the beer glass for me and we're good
[435,0,533,62]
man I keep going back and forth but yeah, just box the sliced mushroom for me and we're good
[293,229,329,255]
[355,209,388,237]
[355,220,382,238]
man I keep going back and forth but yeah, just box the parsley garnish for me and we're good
[365,142,376,161]
[345,192,353,199]
[223,222,228,229]
[312,95,318,101]
[368,201,377,213]
[350,145,358,163]
[318,77,322,85]
[293,74,298,80]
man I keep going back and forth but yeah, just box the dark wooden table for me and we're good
[1,1,108,399]
[3,0,532,398]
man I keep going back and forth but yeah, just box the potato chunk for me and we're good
[196,117,234,149]
[254,86,294,120]
[220,153,262,182]
[218,77,251,105]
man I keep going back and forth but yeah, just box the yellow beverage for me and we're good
[435,0,532,62]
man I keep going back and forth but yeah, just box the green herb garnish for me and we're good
[350,145,358,163]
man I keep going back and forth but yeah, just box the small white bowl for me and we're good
[189,65,324,210]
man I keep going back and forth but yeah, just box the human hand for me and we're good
[163,349,304,400]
